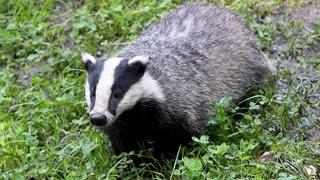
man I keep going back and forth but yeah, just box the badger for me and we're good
[81,3,273,155]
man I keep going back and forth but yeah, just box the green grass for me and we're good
[1,0,319,179]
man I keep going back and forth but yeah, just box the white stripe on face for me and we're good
[90,57,123,125]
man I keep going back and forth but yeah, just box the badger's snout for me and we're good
[90,113,107,126]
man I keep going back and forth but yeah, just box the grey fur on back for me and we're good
[115,3,271,135]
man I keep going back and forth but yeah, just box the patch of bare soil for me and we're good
[268,1,320,151]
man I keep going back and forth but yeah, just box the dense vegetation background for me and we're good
[1,0,319,179]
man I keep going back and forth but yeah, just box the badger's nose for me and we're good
[90,113,107,126]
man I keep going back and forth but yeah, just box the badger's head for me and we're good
[81,52,164,127]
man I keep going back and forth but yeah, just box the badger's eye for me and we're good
[91,90,96,97]
[90,87,96,98]
[112,92,121,99]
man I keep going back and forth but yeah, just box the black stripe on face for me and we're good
[87,60,104,110]
[108,59,147,115]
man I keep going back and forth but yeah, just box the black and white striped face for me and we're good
[81,52,164,127]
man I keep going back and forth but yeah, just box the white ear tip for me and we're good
[128,56,149,65]
[81,52,96,64]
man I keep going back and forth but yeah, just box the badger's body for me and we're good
[82,4,272,155]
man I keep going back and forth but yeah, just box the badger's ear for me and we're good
[81,52,96,71]
[128,56,149,77]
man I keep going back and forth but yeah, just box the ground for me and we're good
[268,1,320,150]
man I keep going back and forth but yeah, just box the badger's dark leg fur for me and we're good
[105,98,200,156]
